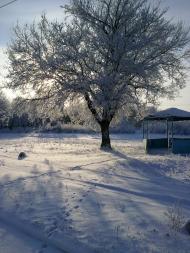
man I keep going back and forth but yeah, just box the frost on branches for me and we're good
[6,0,190,148]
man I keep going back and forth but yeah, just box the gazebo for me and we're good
[143,108,190,154]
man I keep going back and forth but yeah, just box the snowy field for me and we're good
[0,133,190,253]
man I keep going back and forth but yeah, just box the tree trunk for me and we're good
[100,120,111,149]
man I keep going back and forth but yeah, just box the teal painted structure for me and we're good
[144,138,168,153]
[143,108,190,155]
[172,138,190,154]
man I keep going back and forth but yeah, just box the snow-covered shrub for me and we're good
[164,203,185,233]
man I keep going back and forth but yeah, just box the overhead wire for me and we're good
[0,0,17,9]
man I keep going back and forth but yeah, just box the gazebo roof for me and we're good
[144,108,190,121]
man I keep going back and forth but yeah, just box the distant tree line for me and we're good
[0,92,145,132]
[2,92,190,135]
[0,93,71,130]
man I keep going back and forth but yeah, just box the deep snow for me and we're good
[0,133,190,253]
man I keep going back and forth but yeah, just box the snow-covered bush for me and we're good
[164,203,185,233]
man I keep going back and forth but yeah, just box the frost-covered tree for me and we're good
[0,92,10,128]
[10,97,65,128]
[66,98,99,129]
[6,0,190,148]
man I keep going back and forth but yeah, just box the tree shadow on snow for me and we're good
[104,148,190,209]
[0,145,190,253]
[0,169,73,242]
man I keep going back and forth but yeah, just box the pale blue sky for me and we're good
[0,0,190,110]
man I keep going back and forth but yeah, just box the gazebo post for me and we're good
[146,120,149,139]
[171,121,174,138]
[171,120,174,149]
[143,120,145,139]
[166,119,169,149]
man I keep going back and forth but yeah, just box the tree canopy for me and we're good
[6,0,190,148]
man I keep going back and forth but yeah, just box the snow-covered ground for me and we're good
[0,133,190,253]
[0,219,61,253]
